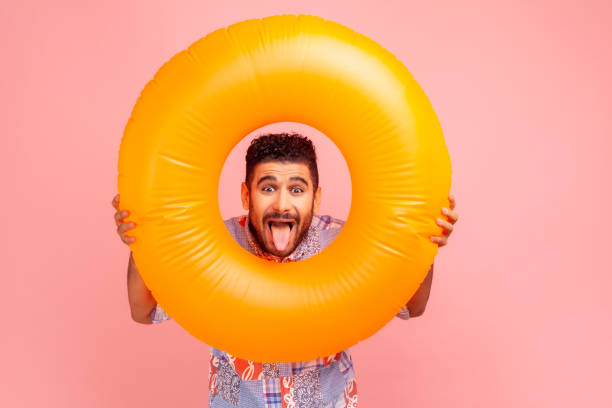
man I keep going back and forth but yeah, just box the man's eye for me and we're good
[262,186,275,192]
[290,187,304,194]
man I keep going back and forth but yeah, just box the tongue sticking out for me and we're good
[270,222,291,252]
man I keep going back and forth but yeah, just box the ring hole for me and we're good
[218,122,352,260]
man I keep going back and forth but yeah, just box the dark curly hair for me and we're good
[245,133,319,191]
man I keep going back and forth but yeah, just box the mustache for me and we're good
[262,212,300,224]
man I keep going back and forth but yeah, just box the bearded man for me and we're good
[112,133,458,407]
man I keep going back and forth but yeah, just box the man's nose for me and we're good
[273,188,292,213]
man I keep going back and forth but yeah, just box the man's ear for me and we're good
[241,182,250,211]
[313,186,322,213]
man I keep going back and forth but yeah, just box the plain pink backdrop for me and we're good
[3,1,611,407]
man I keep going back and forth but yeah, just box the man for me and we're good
[112,133,458,407]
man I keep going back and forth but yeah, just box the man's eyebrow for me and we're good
[257,175,277,185]
[289,176,309,186]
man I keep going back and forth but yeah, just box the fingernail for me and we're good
[442,208,449,214]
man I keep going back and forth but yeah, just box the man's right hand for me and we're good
[112,194,135,245]
[113,194,158,323]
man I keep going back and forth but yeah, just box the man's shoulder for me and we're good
[312,214,345,231]
[224,214,248,228]
[223,215,250,250]
[313,214,344,250]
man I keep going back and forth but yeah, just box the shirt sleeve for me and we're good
[395,305,411,320]
[150,303,172,324]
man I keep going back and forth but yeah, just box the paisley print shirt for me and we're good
[151,214,410,407]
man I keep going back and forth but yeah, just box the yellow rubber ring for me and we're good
[118,14,452,362]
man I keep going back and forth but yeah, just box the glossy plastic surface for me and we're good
[118,14,451,362]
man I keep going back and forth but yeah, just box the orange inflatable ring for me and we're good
[118,14,451,362]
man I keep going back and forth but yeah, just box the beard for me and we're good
[248,201,314,258]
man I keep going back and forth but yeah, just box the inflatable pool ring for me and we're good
[118,14,451,362]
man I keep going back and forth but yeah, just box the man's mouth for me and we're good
[266,219,296,253]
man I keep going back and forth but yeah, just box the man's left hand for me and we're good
[430,193,458,247]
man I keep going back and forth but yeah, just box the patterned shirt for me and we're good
[151,214,410,407]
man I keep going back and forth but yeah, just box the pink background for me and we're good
[3,1,611,407]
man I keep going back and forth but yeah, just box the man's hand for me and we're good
[113,194,157,323]
[430,193,458,247]
[112,194,136,245]
[399,194,457,319]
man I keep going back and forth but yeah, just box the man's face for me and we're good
[241,161,321,258]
